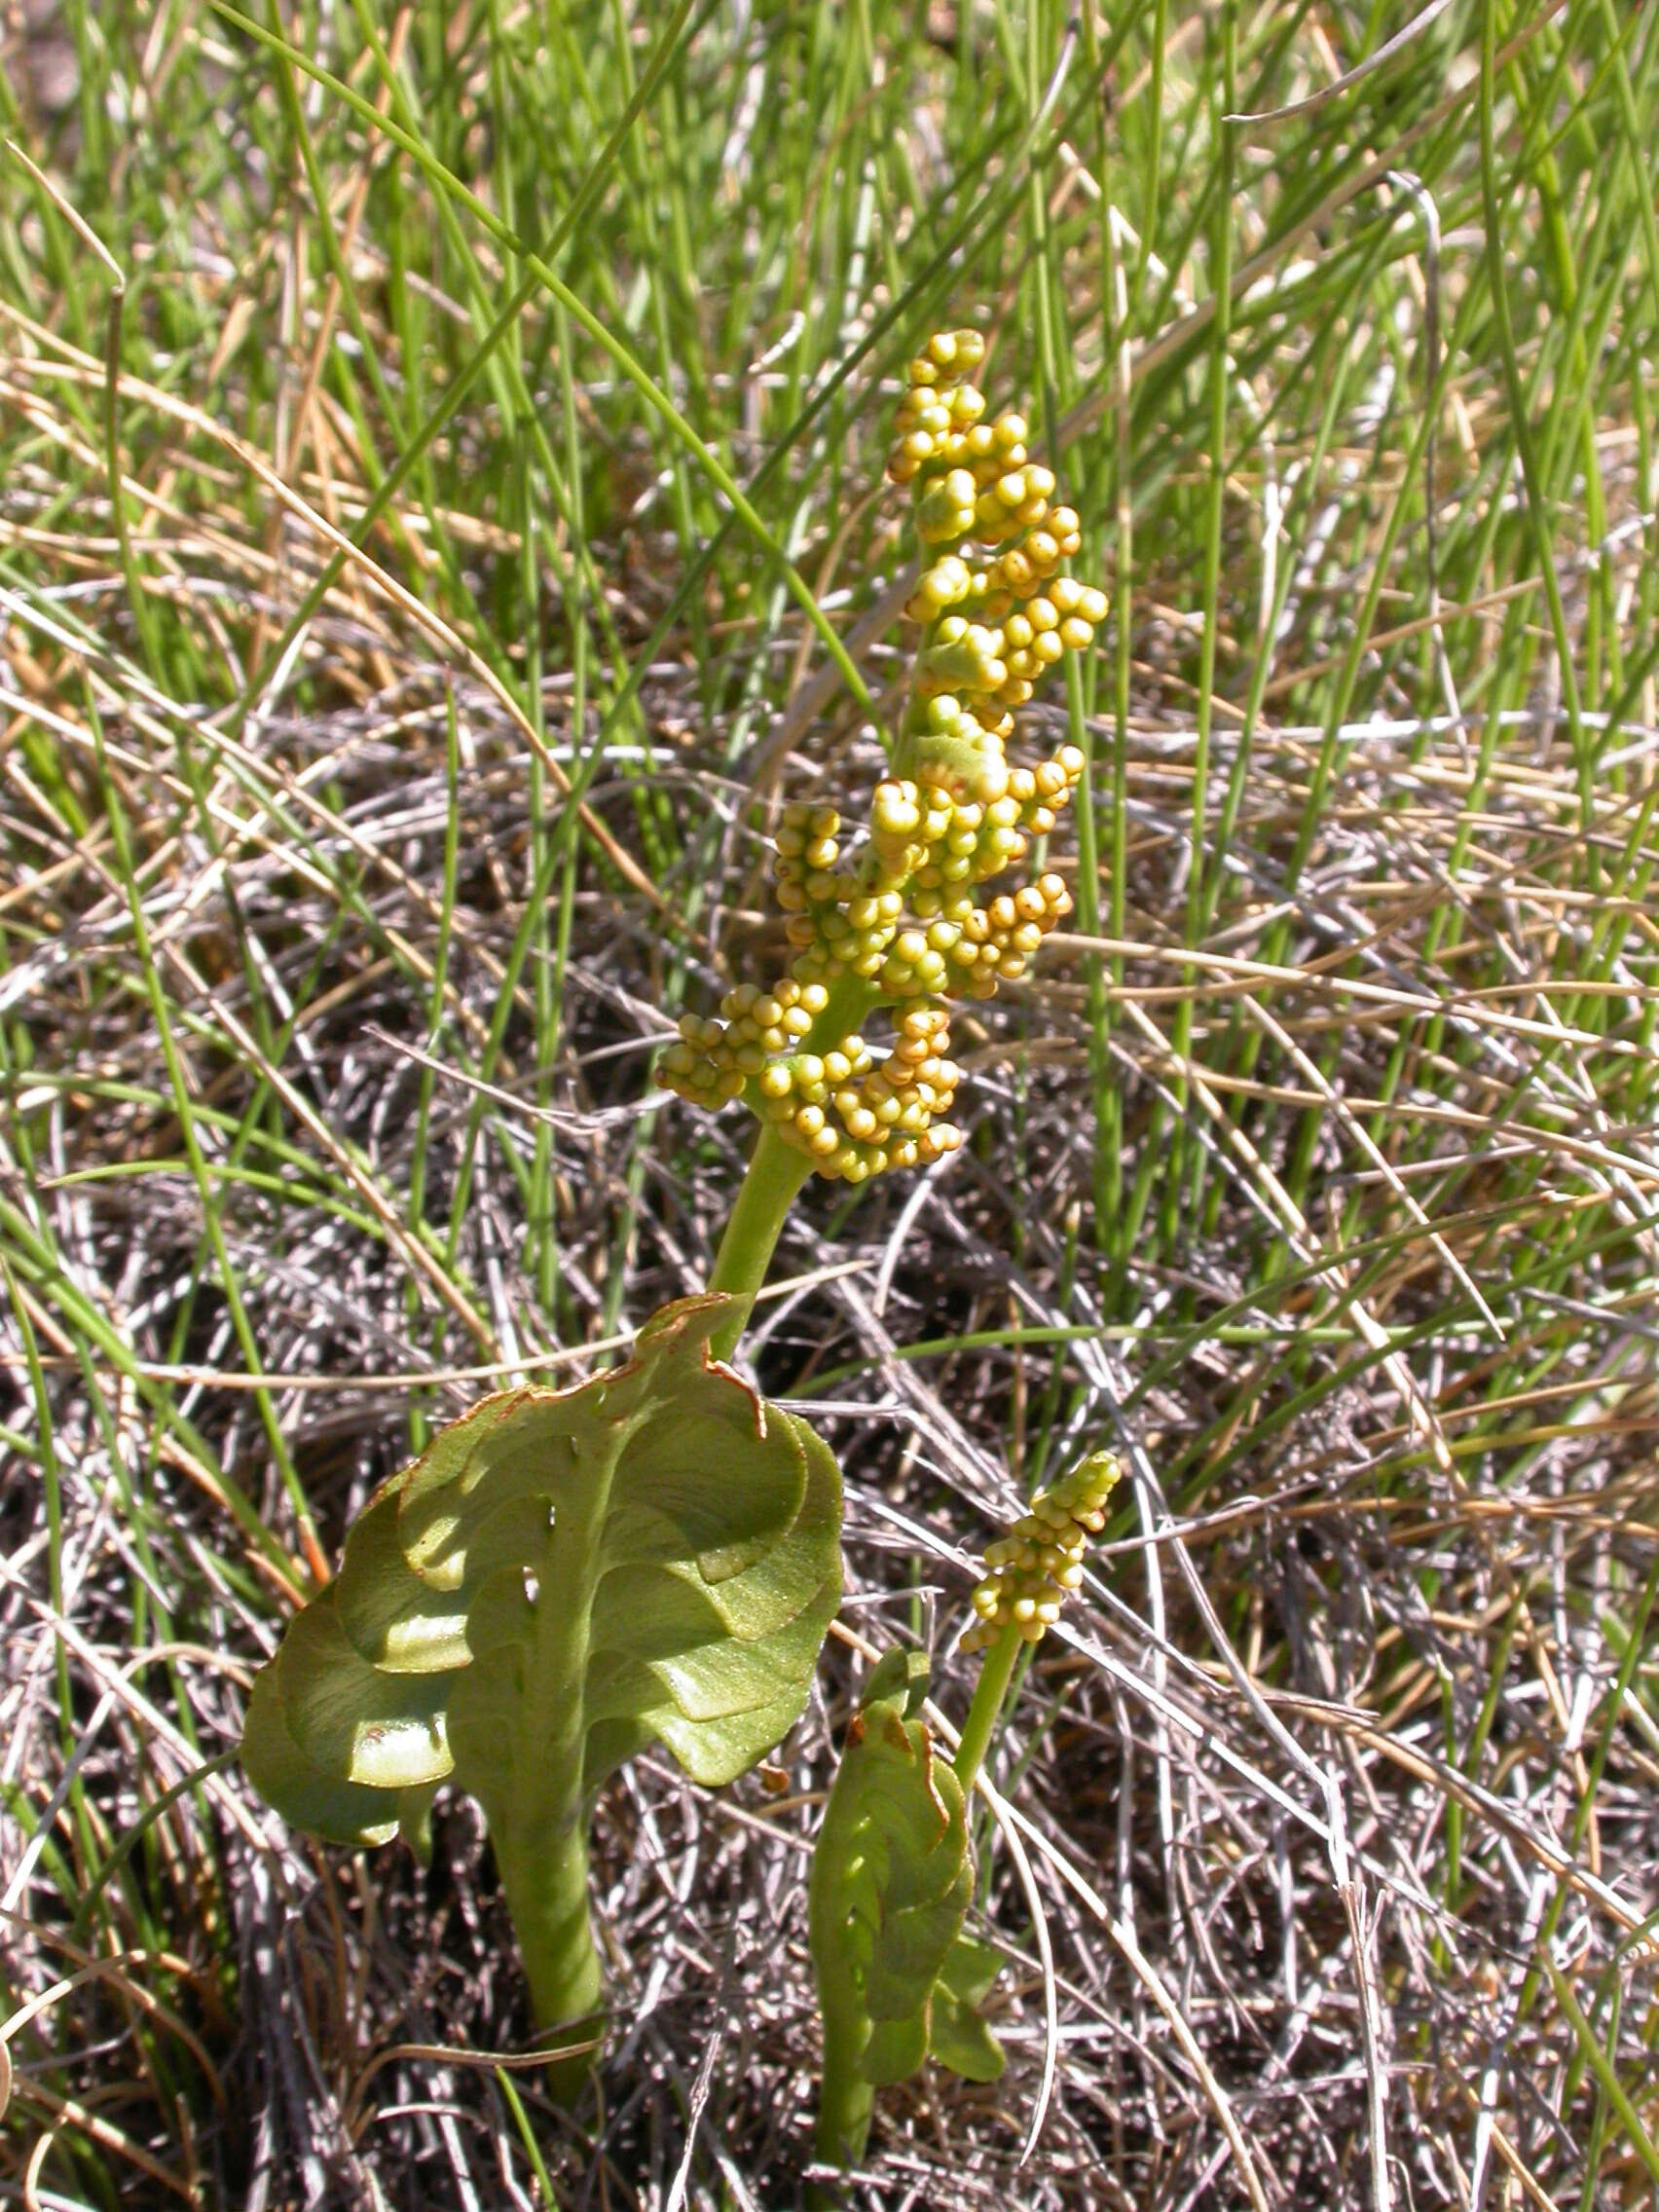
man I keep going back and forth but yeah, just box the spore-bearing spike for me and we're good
[960,1452,1121,1652]
[658,332,1106,1182]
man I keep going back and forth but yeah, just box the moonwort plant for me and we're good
[240,332,1114,2123]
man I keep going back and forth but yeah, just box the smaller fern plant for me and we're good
[809,1453,1122,2182]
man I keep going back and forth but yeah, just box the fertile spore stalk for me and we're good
[660,329,1107,1351]
[952,1448,1122,1793]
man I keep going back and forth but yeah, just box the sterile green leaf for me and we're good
[927,1935,1007,2082]
[243,1290,841,1872]
[809,1651,977,2094]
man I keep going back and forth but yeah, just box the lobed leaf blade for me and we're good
[242,1292,843,2001]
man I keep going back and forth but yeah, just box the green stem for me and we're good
[951,1622,1021,1796]
[499,1795,604,2077]
[812,2024,876,2190]
[494,1486,612,2097]
[706,1124,813,1360]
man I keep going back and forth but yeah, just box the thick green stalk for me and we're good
[813,2025,876,2184]
[498,1793,603,2065]
[494,1486,611,2091]
[951,1622,1021,1796]
[706,1124,814,1360]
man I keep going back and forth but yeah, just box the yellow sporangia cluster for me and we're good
[961,1451,1121,1654]
[659,330,1107,1184]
